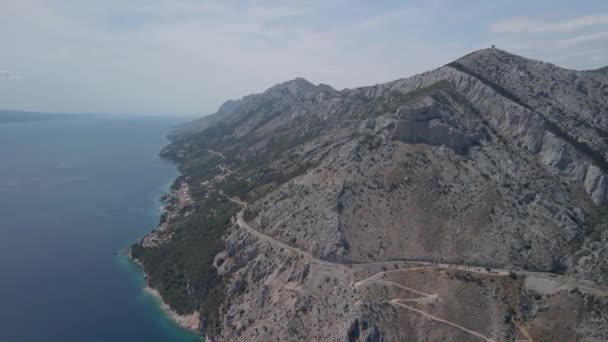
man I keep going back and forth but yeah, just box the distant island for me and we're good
[0,110,76,124]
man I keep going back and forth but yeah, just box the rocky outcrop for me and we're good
[380,100,487,155]
[584,164,608,206]
[380,62,607,206]
[379,53,608,207]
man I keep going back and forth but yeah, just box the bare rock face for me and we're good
[137,49,608,342]
[538,131,586,179]
[584,164,608,206]
[378,99,487,155]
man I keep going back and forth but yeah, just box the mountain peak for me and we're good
[455,47,525,64]
[266,77,317,97]
[279,77,314,88]
[292,77,313,85]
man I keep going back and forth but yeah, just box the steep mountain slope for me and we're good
[132,49,608,341]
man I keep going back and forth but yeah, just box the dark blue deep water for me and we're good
[0,117,201,341]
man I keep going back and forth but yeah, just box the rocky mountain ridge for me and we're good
[133,49,608,341]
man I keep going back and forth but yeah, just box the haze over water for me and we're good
[0,117,201,341]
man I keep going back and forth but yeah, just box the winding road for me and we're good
[205,149,226,159]
[354,267,497,342]
[222,193,604,341]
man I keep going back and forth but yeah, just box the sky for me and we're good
[1,0,607,115]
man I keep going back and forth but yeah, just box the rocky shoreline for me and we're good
[127,154,211,338]
[127,249,202,334]
[143,285,201,332]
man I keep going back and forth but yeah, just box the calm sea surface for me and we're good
[0,116,201,341]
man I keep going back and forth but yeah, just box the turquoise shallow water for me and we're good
[0,116,201,341]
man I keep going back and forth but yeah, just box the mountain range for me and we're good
[131,48,608,342]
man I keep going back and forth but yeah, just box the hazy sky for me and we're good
[1,0,607,115]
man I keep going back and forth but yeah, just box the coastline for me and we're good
[128,250,203,335]
[128,136,215,341]
[129,158,204,335]
[143,285,201,331]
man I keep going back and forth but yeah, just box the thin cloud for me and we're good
[491,13,608,33]
[1,1,606,114]
[555,31,608,47]
[356,9,423,31]
[354,1,441,32]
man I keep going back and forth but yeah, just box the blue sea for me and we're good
[0,116,201,341]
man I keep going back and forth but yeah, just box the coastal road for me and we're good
[223,193,604,341]
[205,149,226,159]
[227,193,607,297]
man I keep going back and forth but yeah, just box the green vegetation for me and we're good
[131,188,239,335]
[134,110,321,334]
